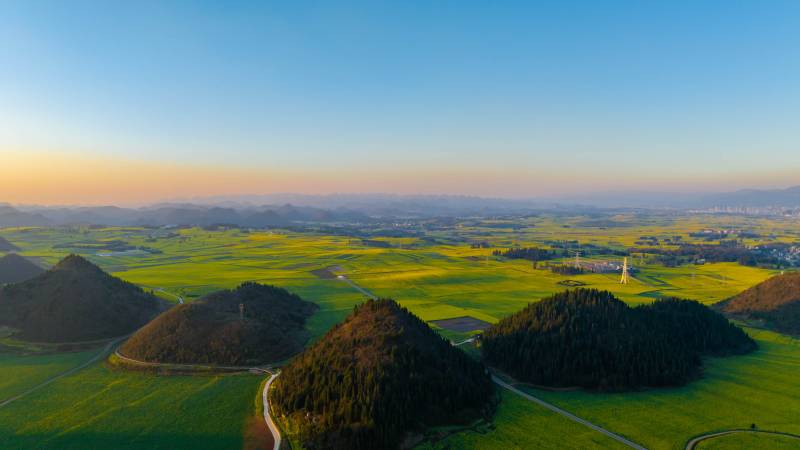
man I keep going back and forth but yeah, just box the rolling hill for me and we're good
[482,289,755,390]
[0,253,45,284]
[272,298,494,450]
[120,282,318,365]
[718,272,800,335]
[0,254,166,342]
[0,236,21,251]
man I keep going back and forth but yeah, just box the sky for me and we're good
[1,1,799,205]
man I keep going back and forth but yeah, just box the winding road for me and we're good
[685,429,800,449]
[0,336,124,408]
[113,349,270,373]
[263,372,282,450]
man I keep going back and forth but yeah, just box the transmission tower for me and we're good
[620,257,630,284]
[573,251,582,269]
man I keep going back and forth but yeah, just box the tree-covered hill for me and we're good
[0,236,20,252]
[272,298,494,450]
[718,272,800,335]
[482,289,755,390]
[121,282,318,365]
[0,254,166,342]
[0,253,44,284]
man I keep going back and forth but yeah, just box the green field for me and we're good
[0,350,97,402]
[418,389,629,450]
[0,363,262,450]
[695,432,800,449]
[526,328,800,450]
[0,213,798,449]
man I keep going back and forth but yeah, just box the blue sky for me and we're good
[1,1,799,202]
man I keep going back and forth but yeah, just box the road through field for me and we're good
[0,336,123,408]
[263,373,282,450]
[335,276,648,450]
[492,376,648,450]
[685,429,800,449]
[337,275,377,299]
[113,349,281,449]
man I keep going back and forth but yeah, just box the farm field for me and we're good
[524,328,800,450]
[0,350,97,402]
[0,216,781,327]
[0,213,798,449]
[695,432,800,449]
[418,389,629,450]
[0,363,262,450]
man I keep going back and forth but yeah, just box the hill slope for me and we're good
[272,299,494,450]
[0,255,166,342]
[482,289,755,390]
[0,236,20,251]
[0,253,45,284]
[121,282,318,365]
[718,272,800,335]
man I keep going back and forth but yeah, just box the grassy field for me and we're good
[418,389,628,450]
[0,214,797,449]
[695,432,800,449]
[524,328,800,450]
[0,350,97,402]
[0,363,262,450]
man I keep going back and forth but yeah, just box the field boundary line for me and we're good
[685,429,800,449]
[492,375,648,450]
[0,336,124,408]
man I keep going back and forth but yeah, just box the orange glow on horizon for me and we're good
[1,150,799,206]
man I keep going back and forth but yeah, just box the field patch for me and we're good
[430,316,492,333]
[0,350,96,402]
[0,363,262,450]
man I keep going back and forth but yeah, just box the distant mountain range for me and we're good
[0,203,371,228]
[549,185,800,210]
[1,185,798,227]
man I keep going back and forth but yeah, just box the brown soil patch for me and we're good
[243,415,273,450]
[430,316,492,333]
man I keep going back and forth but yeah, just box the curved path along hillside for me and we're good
[113,349,270,373]
[685,429,800,449]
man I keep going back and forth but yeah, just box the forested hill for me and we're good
[719,272,800,335]
[272,298,494,450]
[0,254,166,342]
[0,253,45,284]
[482,289,755,390]
[121,282,318,365]
[0,236,20,251]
